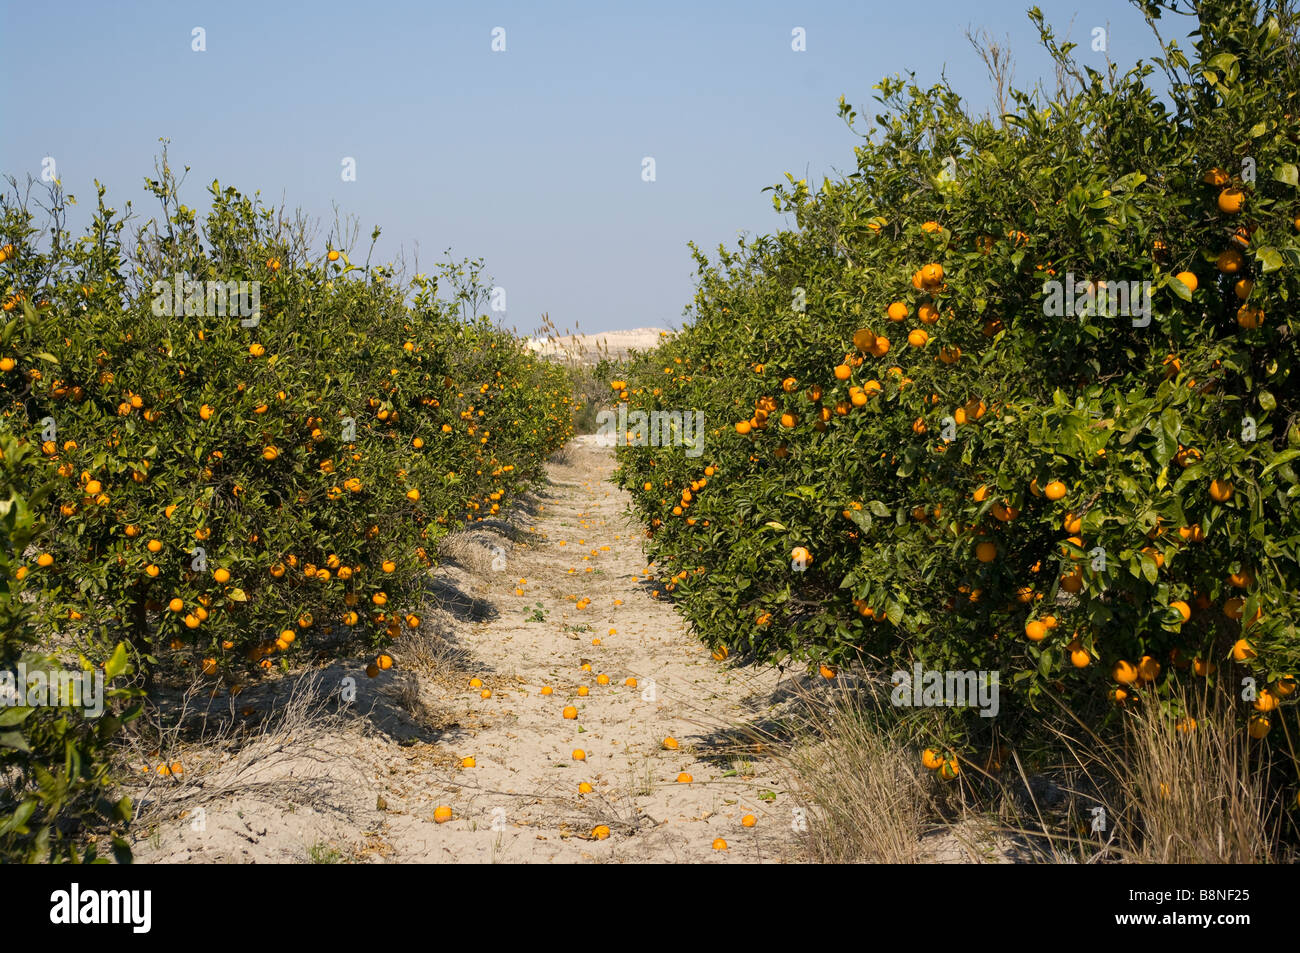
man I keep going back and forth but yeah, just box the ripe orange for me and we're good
[461,756,476,768]
[1070,648,1091,668]
[887,301,908,321]
[921,263,944,286]
[592,825,611,840]
[1112,660,1138,685]
[540,686,554,696]
[939,758,960,780]
[1231,638,1255,661]
[434,806,453,823]
[624,677,638,688]
[1209,479,1234,502]
[676,772,693,783]
[1217,248,1245,274]
[1043,480,1067,501]
[907,328,929,348]
[572,749,586,761]
[365,663,380,678]
[1255,690,1279,713]
[577,685,589,696]
[1217,187,1245,214]
[1248,715,1270,739]
[1137,655,1160,682]
[562,705,578,719]
[975,541,997,563]
[579,782,594,794]
[712,838,728,851]
[833,364,851,381]
[1025,621,1048,642]
[1170,600,1191,623]
[852,328,877,352]
[741,814,757,828]
[663,737,679,750]
[1236,305,1264,329]
[921,749,944,770]
[596,673,610,685]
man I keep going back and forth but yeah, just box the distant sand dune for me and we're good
[525,327,671,363]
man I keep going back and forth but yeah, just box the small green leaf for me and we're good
[0,706,34,727]
[104,642,129,680]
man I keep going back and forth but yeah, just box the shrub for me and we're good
[0,156,573,690]
[0,431,139,862]
[614,0,1300,779]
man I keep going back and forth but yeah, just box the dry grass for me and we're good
[390,619,469,688]
[121,672,359,831]
[984,681,1291,864]
[770,678,931,863]
[757,667,1291,865]
[1092,685,1282,863]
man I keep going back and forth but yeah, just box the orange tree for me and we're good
[0,160,573,689]
[0,429,140,862]
[614,0,1300,777]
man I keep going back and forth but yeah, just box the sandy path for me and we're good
[375,436,800,862]
[131,437,803,863]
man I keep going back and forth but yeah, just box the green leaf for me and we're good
[1275,163,1299,188]
[848,509,873,533]
[0,706,34,727]
[868,500,890,517]
[227,587,248,602]
[0,729,30,752]
[104,642,129,680]
[1256,247,1284,273]
[1261,449,1300,479]
[0,799,37,836]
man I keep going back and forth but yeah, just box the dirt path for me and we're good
[132,437,803,863]
[377,436,800,862]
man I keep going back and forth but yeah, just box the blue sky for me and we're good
[0,0,1174,333]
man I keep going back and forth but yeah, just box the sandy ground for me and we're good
[129,436,803,863]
